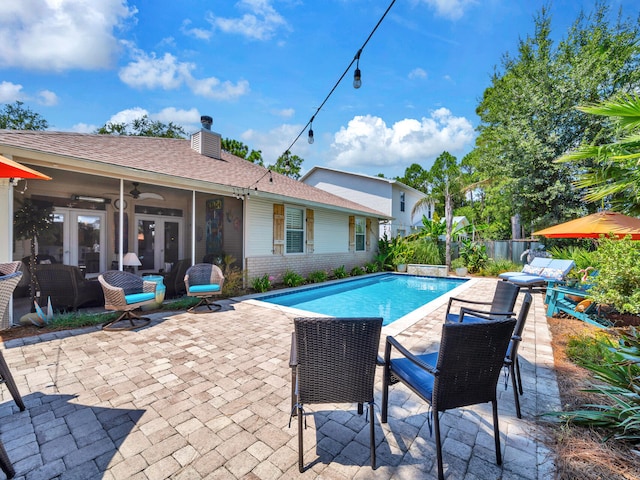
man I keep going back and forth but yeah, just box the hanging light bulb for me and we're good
[308,127,314,144]
[353,49,362,89]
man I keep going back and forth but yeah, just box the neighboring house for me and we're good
[0,121,390,296]
[437,216,470,241]
[300,166,432,239]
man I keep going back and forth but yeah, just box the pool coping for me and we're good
[233,272,481,336]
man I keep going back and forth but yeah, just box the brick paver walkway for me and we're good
[0,277,559,479]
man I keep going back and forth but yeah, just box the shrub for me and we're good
[588,235,640,314]
[221,267,244,297]
[332,265,348,279]
[551,327,640,441]
[365,262,379,273]
[251,274,272,293]
[459,239,489,273]
[410,239,442,265]
[283,269,305,287]
[307,270,328,283]
[350,266,365,276]
[480,259,522,277]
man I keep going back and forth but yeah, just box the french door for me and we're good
[135,215,183,273]
[39,208,106,275]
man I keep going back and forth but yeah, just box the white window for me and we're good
[286,206,304,253]
[355,217,366,251]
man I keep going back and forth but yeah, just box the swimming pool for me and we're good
[256,273,468,326]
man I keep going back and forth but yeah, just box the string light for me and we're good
[308,116,315,144]
[279,0,396,164]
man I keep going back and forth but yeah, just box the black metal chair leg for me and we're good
[0,351,24,411]
[369,401,376,469]
[434,412,444,480]
[492,399,502,465]
[298,402,304,473]
[103,310,150,331]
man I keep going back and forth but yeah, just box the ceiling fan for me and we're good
[103,182,165,201]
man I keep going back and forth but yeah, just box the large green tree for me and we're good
[0,101,48,130]
[221,138,264,166]
[471,2,640,237]
[96,115,186,138]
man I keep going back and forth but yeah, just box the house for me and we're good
[300,166,432,239]
[0,120,390,308]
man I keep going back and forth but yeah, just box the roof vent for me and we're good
[201,115,213,131]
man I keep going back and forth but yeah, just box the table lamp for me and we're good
[122,252,142,273]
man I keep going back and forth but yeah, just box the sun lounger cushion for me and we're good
[498,257,553,280]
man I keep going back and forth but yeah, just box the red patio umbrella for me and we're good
[0,155,51,180]
[533,211,640,240]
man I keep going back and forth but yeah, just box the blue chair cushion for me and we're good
[125,292,156,305]
[446,312,492,324]
[507,275,546,286]
[189,284,221,294]
[390,352,438,400]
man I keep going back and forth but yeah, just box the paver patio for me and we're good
[0,277,559,479]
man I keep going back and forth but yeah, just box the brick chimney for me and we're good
[191,115,221,159]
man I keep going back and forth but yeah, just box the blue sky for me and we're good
[1,0,637,178]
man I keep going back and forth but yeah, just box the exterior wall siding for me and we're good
[314,210,349,254]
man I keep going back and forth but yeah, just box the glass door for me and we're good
[136,215,182,273]
[38,208,106,275]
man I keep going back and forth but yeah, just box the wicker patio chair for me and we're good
[290,317,383,472]
[35,264,103,311]
[0,262,20,276]
[445,280,519,323]
[382,317,516,480]
[98,271,157,331]
[184,263,224,313]
[503,292,532,419]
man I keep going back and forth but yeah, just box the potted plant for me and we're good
[451,257,468,276]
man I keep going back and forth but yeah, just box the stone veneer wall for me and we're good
[245,252,374,282]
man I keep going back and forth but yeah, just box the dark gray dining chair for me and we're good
[290,317,382,472]
[382,317,516,480]
[445,280,520,323]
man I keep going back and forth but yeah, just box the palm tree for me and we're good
[558,94,640,214]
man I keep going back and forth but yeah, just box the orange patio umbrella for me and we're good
[0,155,51,180]
[533,211,640,240]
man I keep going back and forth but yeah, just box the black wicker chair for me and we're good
[382,317,516,480]
[35,264,103,311]
[163,258,191,298]
[0,272,26,478]
[445,280,520,323]
[184,263,224,313]
[503,292,532,419]
[290,317,382,472]
[98,271,157,331]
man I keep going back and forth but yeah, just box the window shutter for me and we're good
[349,215,355,252]
[306,208,314,254]
[273,204,284,254]
[366,218,371,251]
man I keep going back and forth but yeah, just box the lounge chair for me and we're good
[501,259,575,290]
[498,257,554,281]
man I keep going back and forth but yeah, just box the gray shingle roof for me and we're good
[0,129,389,218]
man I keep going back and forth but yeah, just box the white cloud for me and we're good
[418,0,477,20]
[206,0,290,41]
[153,107,200,126]
[272,108,295,118]
[0,0,136,71]
[328,109,475,170]
[242,123,310,164]
[0,81,58,106]
[0,81,25,102]
[408,68,428,80]
[71,123,98,133]
[36,90,58,106]
[119,48,250,100]
[181,19,212,40]
[108,107,149,125]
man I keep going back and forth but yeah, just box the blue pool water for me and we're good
[257,273,468,326]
